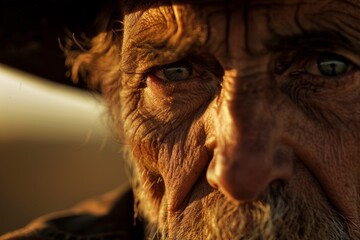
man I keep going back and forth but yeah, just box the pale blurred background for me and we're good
[0,65,129,235]
[0,0,129,234]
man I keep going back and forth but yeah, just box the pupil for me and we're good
[330,63,336,76]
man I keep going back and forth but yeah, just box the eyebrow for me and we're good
[265,30,360,55]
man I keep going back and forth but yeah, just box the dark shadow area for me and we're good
[0,0,106,89]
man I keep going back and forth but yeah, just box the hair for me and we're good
[64,0,123,93]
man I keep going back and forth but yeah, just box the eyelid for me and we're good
[310,50,359,67]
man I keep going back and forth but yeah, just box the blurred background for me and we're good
[0,0,128,234]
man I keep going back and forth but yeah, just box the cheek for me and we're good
[123,76,216,156]
[299,127,360,224]
[120,74,218,210]
[281,89,360,225]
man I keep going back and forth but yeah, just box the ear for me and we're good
[64,0,124,94]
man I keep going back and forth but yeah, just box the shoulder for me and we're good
[0,185,144,240]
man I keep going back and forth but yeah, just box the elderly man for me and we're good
[2,0,360,239]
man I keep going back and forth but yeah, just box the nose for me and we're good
[206,82,293,202]
[206,147,292,201]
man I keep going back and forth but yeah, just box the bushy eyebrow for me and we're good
[265,30,360,54]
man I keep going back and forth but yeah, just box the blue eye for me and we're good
[153,61,193,82]
[317,53,350,76]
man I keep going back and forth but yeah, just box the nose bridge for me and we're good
[218,66,272,154]
[206,65,292,202]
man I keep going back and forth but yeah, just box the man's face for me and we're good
[114,0,360,238]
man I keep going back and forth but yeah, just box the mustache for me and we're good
[152,181,350,240]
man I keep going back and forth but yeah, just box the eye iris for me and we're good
[162,61,193,82]
[317,53,349,76]
[163,67,189,81]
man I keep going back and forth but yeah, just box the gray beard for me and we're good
[141,182,350,240]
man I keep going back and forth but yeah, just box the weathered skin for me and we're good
[69,0,360,239]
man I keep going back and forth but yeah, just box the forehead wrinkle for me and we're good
[214,1,320,57]
[125,7,173,45]
[124,0,360,66]
[308,0,360,41]
[122,4,209,74]
[244,0,360,54]
[198,0,360,66]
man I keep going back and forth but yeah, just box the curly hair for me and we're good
[64,0,125,94]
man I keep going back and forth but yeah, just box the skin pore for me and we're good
[68,0,360,239]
